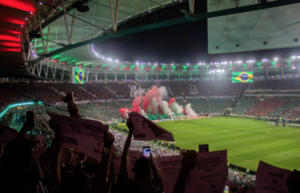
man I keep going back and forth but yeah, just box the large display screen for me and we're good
[232,72,253,83]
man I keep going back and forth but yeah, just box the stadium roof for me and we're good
[0,0,38,77]
[1,0,300,78]
[0,0,178,77]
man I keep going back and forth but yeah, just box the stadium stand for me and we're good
[232,98,258,115]
[245,98,289,116]
[208,98,232,113]
[251,79,300,90]
[268,98,300,117]
[2,79,300,193]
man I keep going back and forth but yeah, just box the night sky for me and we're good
[94,1,300,63]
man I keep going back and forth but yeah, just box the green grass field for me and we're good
[121,117,300,171]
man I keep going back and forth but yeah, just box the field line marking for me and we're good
[228,155,257,165]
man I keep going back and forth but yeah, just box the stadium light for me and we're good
[274,58,278,61]
[136,62,139,65]
[292,56,296,59]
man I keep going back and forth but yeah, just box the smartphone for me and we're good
[143,146,151,158]
[224,186,229,193]
[198,144,209,153]
[26,111,34,130]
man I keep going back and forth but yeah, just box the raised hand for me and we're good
[126,118,134,133]
[67,102,79,118]
[104,131,115,149]
[181,150,197,172]
[287,169,300,193]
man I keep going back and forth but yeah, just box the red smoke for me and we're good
[142,86,160,113]
[168,98,176,107]
[119,107,128,118]
[183,108,186,115]
[129,95,141,114]
[119,85,168,117]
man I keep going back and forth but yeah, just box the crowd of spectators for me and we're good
[232,98,258,115]
[0,99,265,193]
[3,81,300,192]
[245,98,289,116]
[208,98,232,113]
[227,168,256,188]
[268,99,300,117]
[251,79,300,90]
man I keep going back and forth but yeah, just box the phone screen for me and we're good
[26,111,34,130]
[143,146,151,158]
[224,186,229,193]
[198,144,209,153]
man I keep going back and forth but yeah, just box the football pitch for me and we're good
[121,117,300,171]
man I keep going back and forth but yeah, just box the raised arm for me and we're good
[150,153,163,192]
[39,125,61,174]
[120,119,134,170]
[173,150,197,193]
[92,131,115,193]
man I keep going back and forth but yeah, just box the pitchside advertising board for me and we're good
[72,67,85,84]
[232,71,253,83]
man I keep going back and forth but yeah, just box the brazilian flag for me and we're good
[232,71,253,83]
[74,69,85,84]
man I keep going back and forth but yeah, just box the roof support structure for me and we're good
[62,0,72,45]
[25,15,32,64]
[45,25,51,53]
[34,38,37,53]
[109,0,120,32]
[52,64,57,79]
[70,10,76,44]
[30,0,300,64]
[189,0,195,14]
[44,62,49,78]
[37,13,47,54]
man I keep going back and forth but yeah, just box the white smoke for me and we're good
[157,86,168,100]
[150,97,159,114]
[141,109,148,118]
[185,103,197,117]
[125,109,129,119]
[170,102,183,114]
[161,101,170,115]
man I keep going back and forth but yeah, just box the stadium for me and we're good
[1,0,300,192]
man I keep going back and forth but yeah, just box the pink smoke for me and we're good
[129,95,142,114]
[183,108,186,115]
[168,98,176,107]
[142,86,161,114]
[119,107,128,118]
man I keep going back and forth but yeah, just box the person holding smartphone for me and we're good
[116,118,163,193]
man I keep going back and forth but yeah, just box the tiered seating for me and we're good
[187,99,208,113]
[245,98,289,116]
[208,98,232,113]
[232,98,258,115]
[251,80,300,90]
[268,99,300,117]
